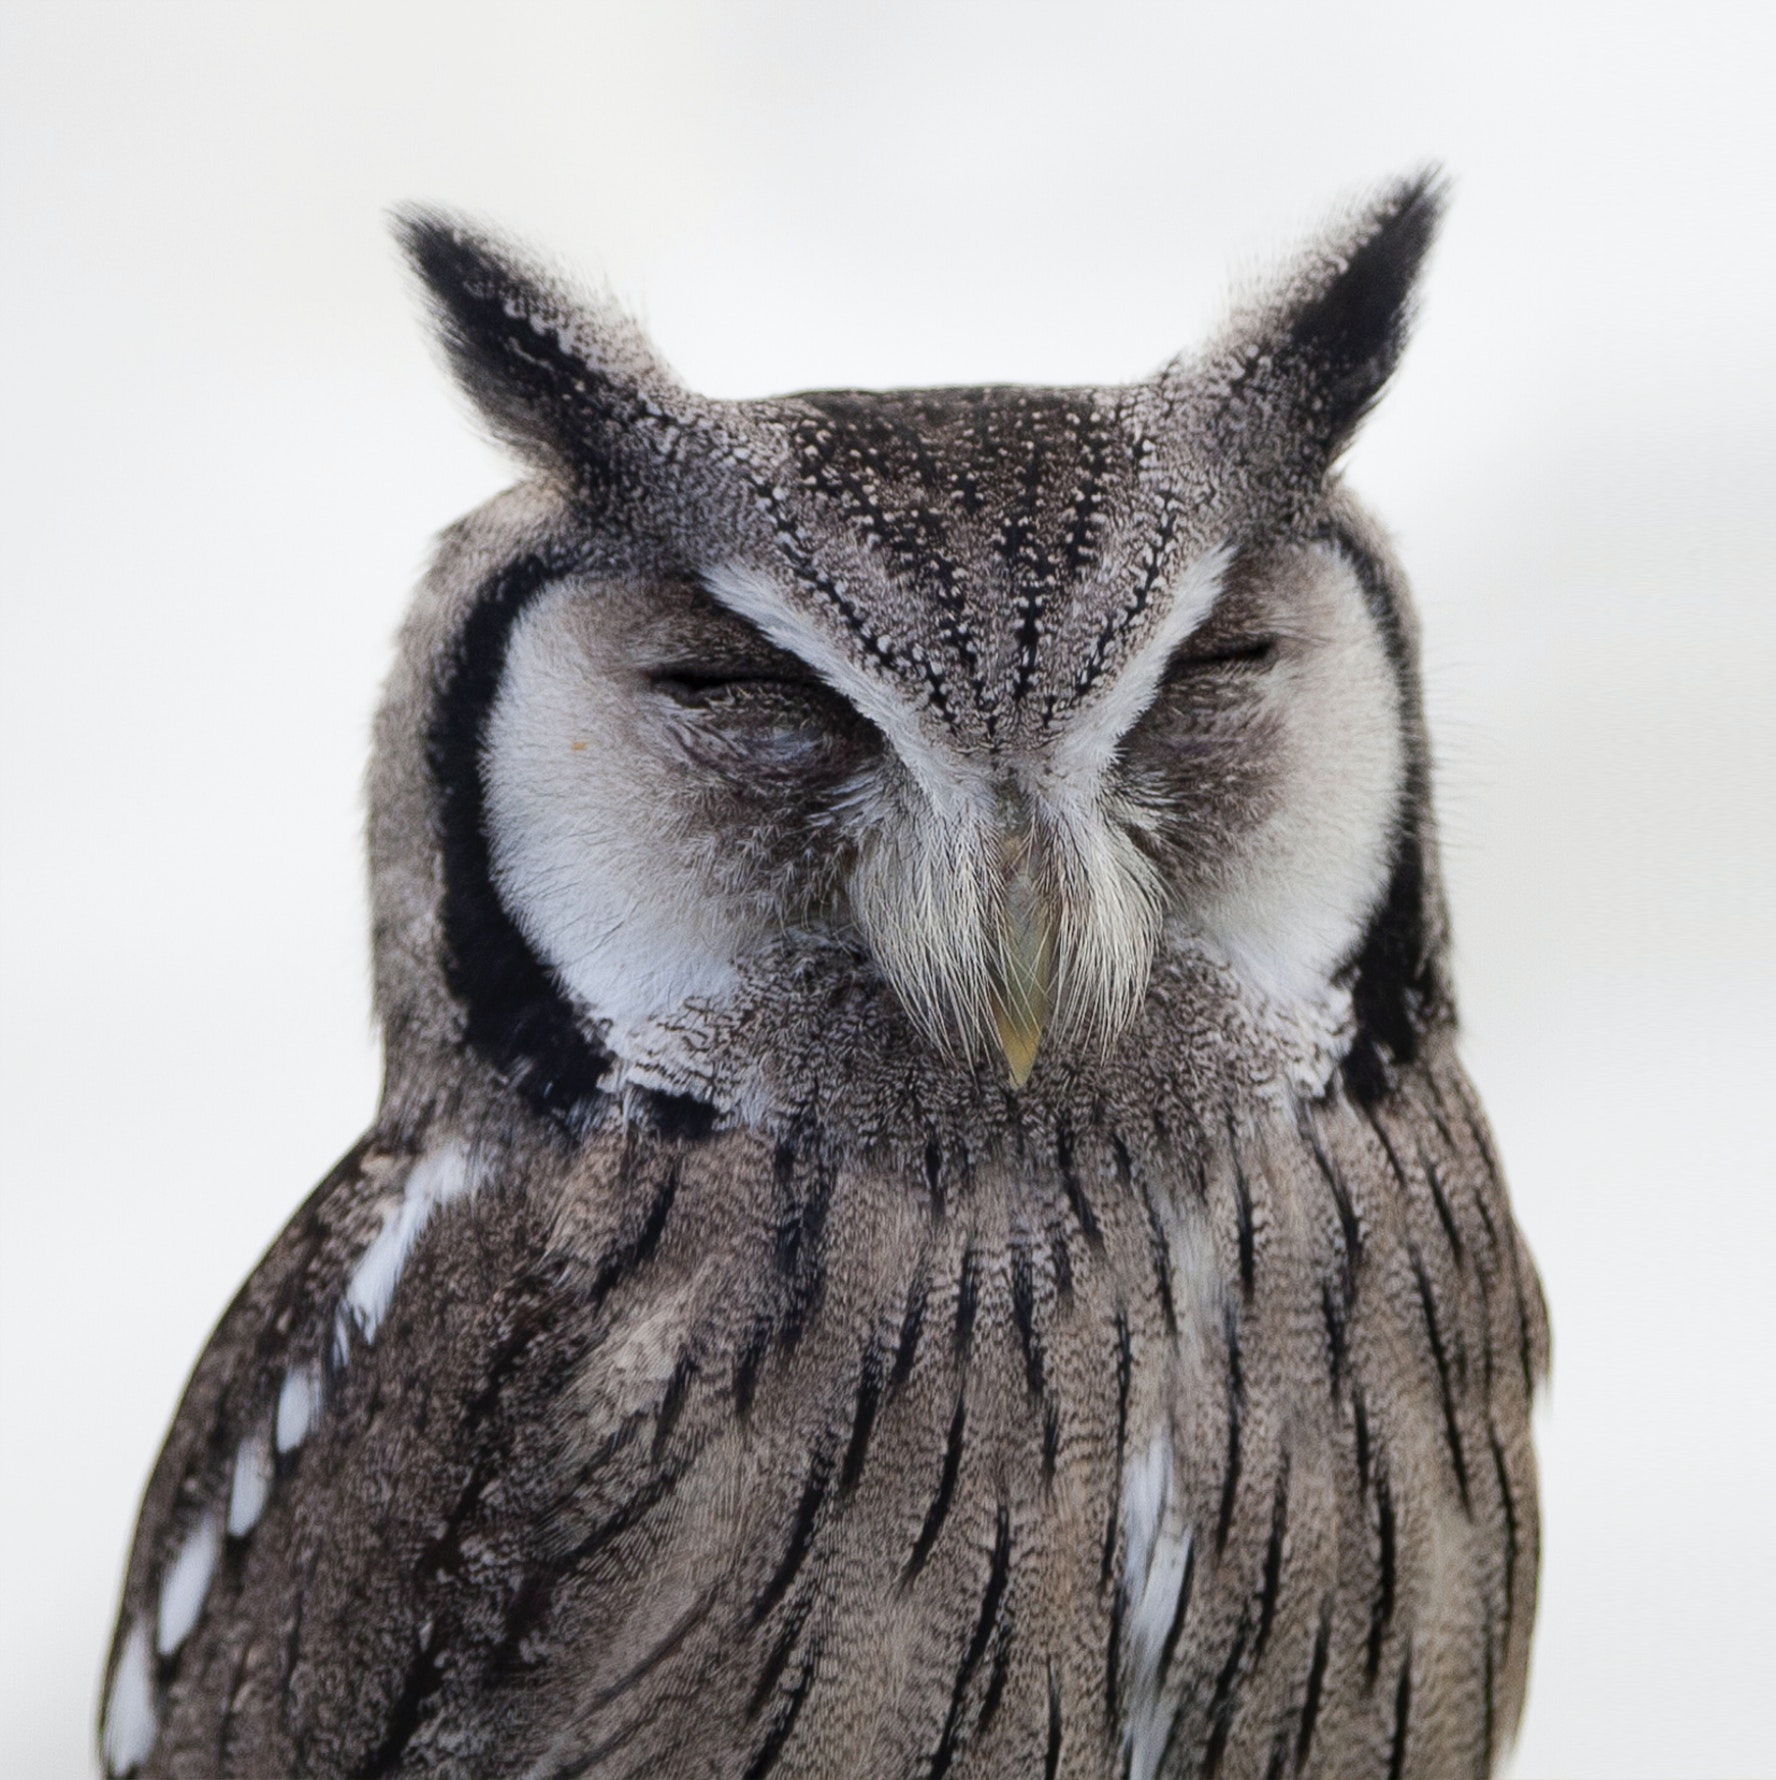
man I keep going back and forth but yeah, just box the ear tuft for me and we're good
[1282,171,1445,450]
[1178,173,1447,489]
[392,206,688,504]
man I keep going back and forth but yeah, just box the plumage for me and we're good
[102,174,1547,1778]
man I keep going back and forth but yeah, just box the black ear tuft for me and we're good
[1283,172,1445,455]
[393,206,683,504]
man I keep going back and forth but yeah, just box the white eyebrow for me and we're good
[1044,545,1231,794]
[701,562,991,821]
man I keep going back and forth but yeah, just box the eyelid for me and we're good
[1162,636,1276,680]
[648,664,824,698]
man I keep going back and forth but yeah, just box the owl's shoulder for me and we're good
[100,1119,703,1777]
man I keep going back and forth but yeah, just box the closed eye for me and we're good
[648,665,828,706]
[647,661,877,785]
[1162,636,1276,681]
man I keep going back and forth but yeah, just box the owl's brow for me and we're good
[701,562,990,819]
[1045,545,1232,794]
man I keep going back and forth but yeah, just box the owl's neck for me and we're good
[578,934,1358,1166]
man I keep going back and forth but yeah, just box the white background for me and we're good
[2,4,1771,1774]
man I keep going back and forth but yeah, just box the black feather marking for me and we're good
[1489,1424,1519,1653]
[1511,1234,1543,1403]
[1366,1469,1397,1684]
[1263,1733,1293,1780]
[1304,1122,1362,1302]
[926,1505,1013,1779]
[1010,1231,1045,1398]
[559,1464,688,1571]
[1294,1599,1332,1771]
[1042,1398,1061,1483]
[1255,1453,1292,1658]
[651,1352,696,1462]
[773,1144,832,1353]
[1385,1645,1413,1780]
[1229,1117,1256,1301]
[976,1617,1014,1741]
[1318,510,1448,1099]
[1215,1303,1245,1558]
[1320,1281,1348,1400]
[840,1341,886,1497]
[1201,1616,1252,1780]
[428,552,613,1129]
[1105,1579,1124,1725]
[1411,1247,1472,1513]
[954,1242,982,1365]
[891,1268,929,1394]
[905,1394,968,1584]
[351,1631,444,1779]
[1419,1149,1465,1267]
[734,1316,771,1419]
[1137,1173,1178,1337]
[1110,1132,1134,1186]
[1342,829,1435,1107]
[1156,1536,1197,1688]
[748,1590,815,1719]
[1102,1307,1133,1584]
[1352,1383,1373,1501]
[1048,1212,1074,1303]
[1044,1662,1064,1780]
[489,1570,556,1677]
[744,1642,820,1780]
[639,1088,718,1142]
[925,1134,947,1219]
[587,1158,679,1316]
[1055,1123,1104,1249]
[753,1453,831,1626]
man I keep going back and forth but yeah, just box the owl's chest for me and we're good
[535,1091,1532,1778]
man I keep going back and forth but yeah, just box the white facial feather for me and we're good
[486,543,1400,1070]
[703,563,992,824]
[485,578,752,1052]
[1044,548,1230,794]
[1185,546,1405,1005]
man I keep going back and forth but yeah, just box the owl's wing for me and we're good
[98,1131,661,1779]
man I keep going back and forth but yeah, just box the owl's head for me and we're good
[371,179,1447,1136]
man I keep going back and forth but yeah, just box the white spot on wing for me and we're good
[156,1509,221,1656]
[343,1143,473,1345]
[102,1616,157,1776]
[275,1361,320,1454]
[1120,1426,1193,1780]
[228,1427,273,1537]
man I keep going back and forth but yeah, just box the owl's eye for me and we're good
[648,665,871,781]
[1161,635,1277,683]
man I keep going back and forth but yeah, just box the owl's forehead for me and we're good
[724,381,1218,742]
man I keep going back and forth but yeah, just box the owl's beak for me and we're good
[989,821,1056,1089]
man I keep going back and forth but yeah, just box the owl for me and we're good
[101,175,1547,1780]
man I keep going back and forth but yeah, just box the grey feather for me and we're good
[103,175,1546,1780]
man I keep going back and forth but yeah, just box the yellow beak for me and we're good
[989,825,1056,1089]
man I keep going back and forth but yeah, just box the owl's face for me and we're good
[390,182,1438,1113]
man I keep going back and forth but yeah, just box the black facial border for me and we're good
[427,550,615,1131]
